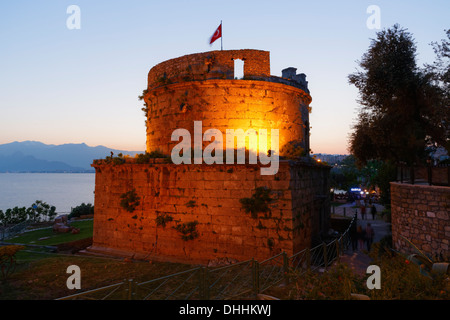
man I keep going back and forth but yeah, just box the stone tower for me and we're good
[88,49,330,265]
[143,49,311,157]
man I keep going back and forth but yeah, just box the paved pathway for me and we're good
[333,202,392,275]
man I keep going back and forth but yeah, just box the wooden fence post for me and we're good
[323,243,328,270]
[252,259,260,297]
[282,252,289,285]
[125,279,135,300]
[334,238,341,262]
[306,248,311,271]
[199,267,210,300]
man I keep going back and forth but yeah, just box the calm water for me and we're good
[0,173,95,214]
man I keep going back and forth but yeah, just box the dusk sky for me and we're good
[1,1,448,154]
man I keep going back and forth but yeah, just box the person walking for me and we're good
[356,225,365,251]
[360,204,366,220]
[349,221,358,252]
[371,204,377,220]
[365,223,375,251]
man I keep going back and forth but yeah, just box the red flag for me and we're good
[209,23,222,45]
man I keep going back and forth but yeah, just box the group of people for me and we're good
[350,223,375,252]
[360,203,377,220]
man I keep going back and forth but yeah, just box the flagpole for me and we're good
[221,20,223,51]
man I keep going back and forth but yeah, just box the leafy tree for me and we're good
[69,203,94,219]
[372,161,397,205]
[0,207,28,226]
[339,155,360,189]
[426,29,450,153]
[28,200,56,223]
[348,25,449,167]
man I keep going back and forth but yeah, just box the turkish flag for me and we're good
[209,23,222,45]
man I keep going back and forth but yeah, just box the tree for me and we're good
[426,29,450,154]
[28,200,56,223]
[69,203,94,219]
[348,25,449,167]
[0,207,28,226]
[339,155,360,190]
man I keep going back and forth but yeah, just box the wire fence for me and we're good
[57,214,357,300]
[0,221,30,241]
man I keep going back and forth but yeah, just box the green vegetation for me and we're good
[155,213,173,228]
[239,187,272,219]
[267,242,449,300]
[348,25,449,167]
[0,200,56,226]
[1,217,447,300]
[0,245,25,282]
[0,255,194,300]
[173,221,199,241]
[69,203,94,219]
[280,140,306,160]
[4,220,93,247]
[330,155,395,206]
[135,151,170,163]
[185,200,196,208]
[120,189,140,213]
[102,152,126,165]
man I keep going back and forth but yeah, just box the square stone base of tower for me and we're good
[87,159,331,265]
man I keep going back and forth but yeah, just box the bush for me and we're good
[0,245,25,282]
[288,263,364,300]
[282,242,449,300]
[174,221,199,241]
[120,189,140,213]
[135,151,169,163]
[239,187,272,219]
[367,243,450,300]
[69,203,94,219]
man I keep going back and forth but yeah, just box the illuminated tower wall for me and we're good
[143,49,311,157]
[89,50,330,265]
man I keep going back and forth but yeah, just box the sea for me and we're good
[0,173,95,214]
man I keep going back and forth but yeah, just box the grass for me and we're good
[2,218,448,300]
[4,220,93,246]
[1,218,199,300]
[1,254,194,300]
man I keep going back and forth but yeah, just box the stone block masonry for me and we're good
[88,49,329,265]
[89,160,330,264]
[390,182,450,260]
[143,49,312,157]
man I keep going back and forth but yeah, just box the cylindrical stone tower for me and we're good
[143,49,311,158]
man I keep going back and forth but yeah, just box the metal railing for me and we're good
[397,164,450,186]
[57,215,357,300]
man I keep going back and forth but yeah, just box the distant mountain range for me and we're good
[0,141,143,173]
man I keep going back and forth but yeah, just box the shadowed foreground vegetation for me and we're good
[1,219,448,300]
[265,243,449,300]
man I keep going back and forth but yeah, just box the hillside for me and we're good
[0,141,143,173]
